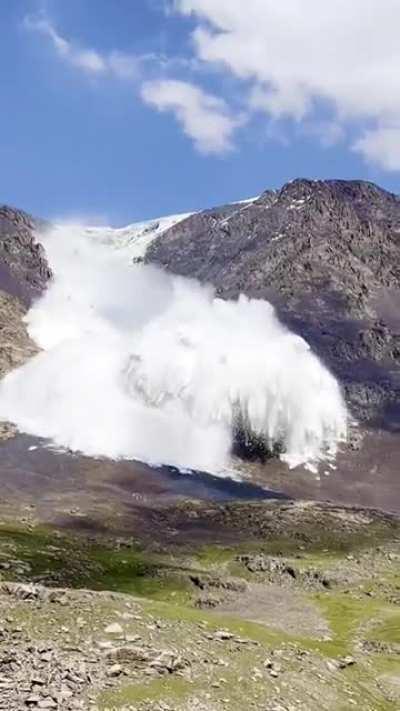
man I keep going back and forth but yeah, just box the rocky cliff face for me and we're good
[0,206,50,306]
[0,207,48,436]
[147,179,400,425]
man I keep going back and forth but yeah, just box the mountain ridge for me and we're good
[146,178,400,426]
[2,178,400,426]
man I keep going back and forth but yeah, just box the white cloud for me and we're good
[108,51,140,80]
[24,16,107,74]
[141,79,239,154]
[24,13,236,155]
[174,0,400,169]
[354,126,400,171]
[24,15,138,79]
[29,3,400,164]
[300,121,345,149]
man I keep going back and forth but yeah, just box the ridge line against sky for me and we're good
[1,1,400,224]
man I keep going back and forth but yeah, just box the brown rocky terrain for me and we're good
[0,499,399,710]
[0,205,50,365]
[0,290,38,378]
[0,206,48,439]
[0,290,38,441]
[0,206,50,306]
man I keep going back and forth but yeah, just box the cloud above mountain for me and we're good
[173,0,400,168]
[141,79,240,154]
[23,2,400,168]
[24,11,237,156]
[24,15,142,79]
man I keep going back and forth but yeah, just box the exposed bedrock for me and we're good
[147,179,400,427]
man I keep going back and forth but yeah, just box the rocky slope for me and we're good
[0,290,38,378]
[0,206,50,305]
[0,499,399,710]
[0,291,38,440]
[147,179,400,425]
[0,206,48,438]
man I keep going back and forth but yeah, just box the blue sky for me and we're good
[1,0,400,225]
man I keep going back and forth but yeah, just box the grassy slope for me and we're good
[0,504,399,710]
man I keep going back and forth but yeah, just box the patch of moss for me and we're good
[0,526,192,602]
[315,592,382,642]
[98,676,193,709]
[366,613,400,645]
[89,548,192,602]
[194,518,400,566]
[194,544,235,567]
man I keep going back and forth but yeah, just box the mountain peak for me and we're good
[145,177,400,426]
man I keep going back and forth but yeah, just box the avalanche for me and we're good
[0,223,347,474]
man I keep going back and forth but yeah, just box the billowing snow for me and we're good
[83,212,193,260]
[0,222,348,474]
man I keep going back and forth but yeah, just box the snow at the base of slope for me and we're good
[83,212,193,260]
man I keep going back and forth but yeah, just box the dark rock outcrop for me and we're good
[0,206,48,438]
[0,205,50,306]
[0,288,35,442]
[0,290,38,379]
[147,179,400,426]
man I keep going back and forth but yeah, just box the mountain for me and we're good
[1,185,400,711]
[146,179,400,427]
[2,179,400,429]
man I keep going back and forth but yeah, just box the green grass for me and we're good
[366,612,400,645]
[2,522,400,711]
[0,526,192,601]
[315,592,382,642]
[99,676,194,709]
